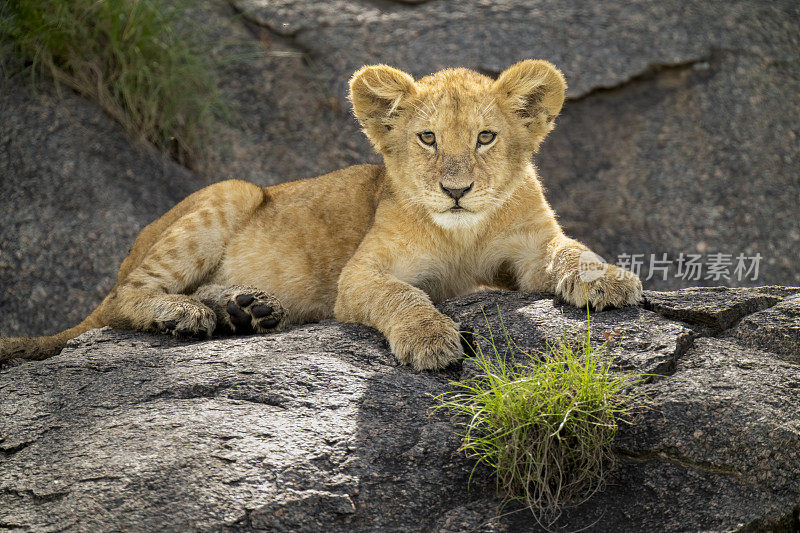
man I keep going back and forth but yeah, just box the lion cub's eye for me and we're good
[477,131,496,146]
[418,132,436,146]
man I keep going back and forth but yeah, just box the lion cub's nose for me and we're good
[440,182,474,200]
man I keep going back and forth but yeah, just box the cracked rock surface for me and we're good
[1,287,799,532]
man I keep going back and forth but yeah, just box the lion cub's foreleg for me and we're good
[548,236,642,310]
[514,232,642,311]
[335,259,462,371]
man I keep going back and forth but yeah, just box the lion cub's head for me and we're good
[349,60,566,230]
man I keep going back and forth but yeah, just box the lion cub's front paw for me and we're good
[557,263,642,311]
[154,300,216,338]
[387,313,463,371]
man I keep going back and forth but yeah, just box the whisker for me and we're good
[479,97,496,117]
[413,102,432,120]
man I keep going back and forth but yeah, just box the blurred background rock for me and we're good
[1,0,798,336]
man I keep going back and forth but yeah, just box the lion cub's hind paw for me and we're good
[220,287,286,335]
[154,301,216,339]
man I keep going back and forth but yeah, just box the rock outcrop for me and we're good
[2,0,798,337]
[0,77,201,337]
[217,0,800,288]
[1,287,798,532]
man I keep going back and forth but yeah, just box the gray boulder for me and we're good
[217,0,800,288]
[727,294,800,363]
[3,0,798,341]
[1,287,798,531]
[0,77,201,338]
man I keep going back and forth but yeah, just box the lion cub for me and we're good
[0,60,642,370]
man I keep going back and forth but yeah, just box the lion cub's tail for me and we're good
[0,310,104,365]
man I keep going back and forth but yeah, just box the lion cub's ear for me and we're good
[494,60,567,151]
[349,65,417,153]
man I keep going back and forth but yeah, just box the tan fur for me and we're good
[0,60,641,370]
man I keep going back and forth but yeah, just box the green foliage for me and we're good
[438,309,640,525]
[0,0,227,166]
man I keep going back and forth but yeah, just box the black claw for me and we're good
[235,294,255,307]
[163,320,177,331]
[251,304,274,318]
[259,317,280,330]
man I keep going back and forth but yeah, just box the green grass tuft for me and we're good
[0,0,227,167]
[438,308,641,525]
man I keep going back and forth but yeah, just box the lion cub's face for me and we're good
[350,61,566,230]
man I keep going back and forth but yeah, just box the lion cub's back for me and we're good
[218,164,386,322]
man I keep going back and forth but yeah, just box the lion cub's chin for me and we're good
[431,209,485,231]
